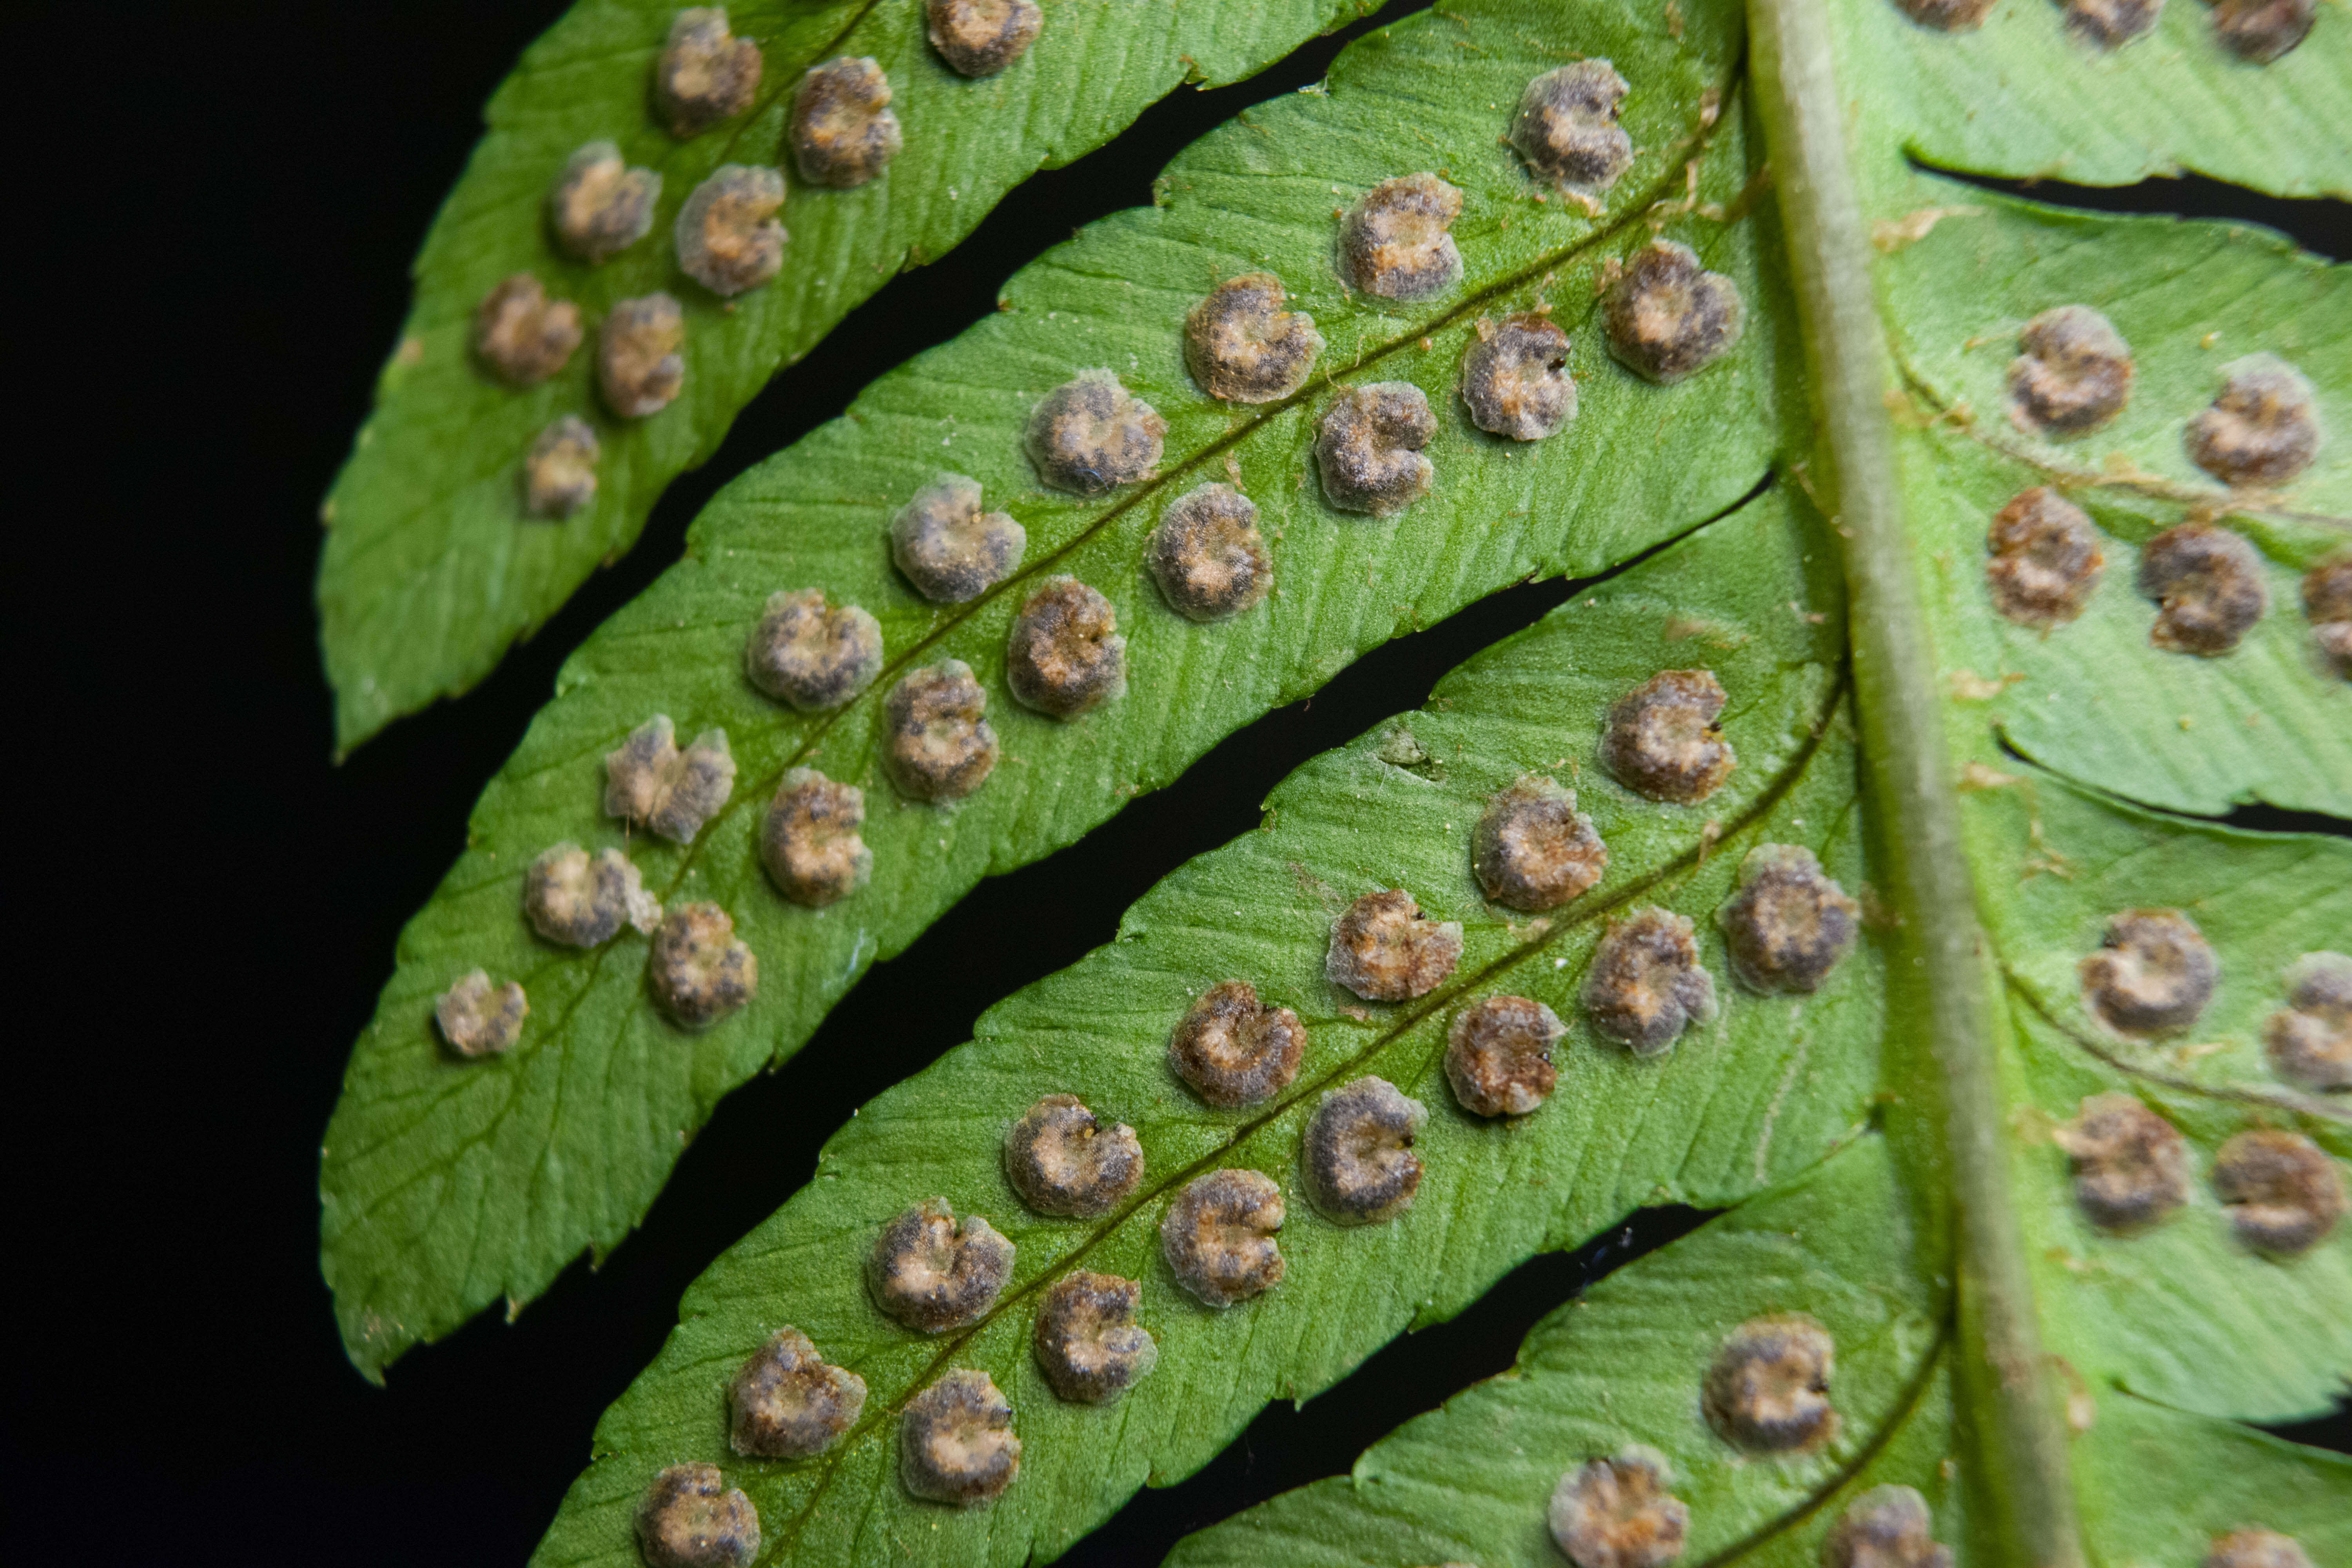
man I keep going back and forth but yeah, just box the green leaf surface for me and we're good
[1169,1135,2352,1568]
[322,0,1784,1378]
[530,465,2345,1563]
[530,486,1878,1566]
[316,0,1383,751]
[1975,780,2352,1426]
[1165,1137,1957,1568]
[1831,0,2352,198]
[1150,1,2352,1560]
[1168,784,2349,1566]
[2074,1396,2352,1568]
[330,0,2352,1556]
[1879,181,2351,817]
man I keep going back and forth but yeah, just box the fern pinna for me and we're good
[320,0,2348,1562]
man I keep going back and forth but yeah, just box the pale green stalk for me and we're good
[1744,1,2084,1563]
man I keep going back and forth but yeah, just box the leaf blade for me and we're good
[1880,181,2352,817]
[529,486,1880,1566]
[1968,778,2352,1425]
[322,0,1783,1378]
[1167,1136,2352,1568]
[317,0,1386,750]
[1165,1137,1956,1568]
[1832,0,2352,199]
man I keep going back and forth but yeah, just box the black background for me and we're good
[4,2,2345,1563]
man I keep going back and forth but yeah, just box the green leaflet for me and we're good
[321,0,1786,1378]
[315,0,1381,751]
[1881,181,2351,818]
[1980,783,2352,1428]
[1834,0,2352,199]
[1166,1137,1961,1568]
[2073,1399,2352,1567]
[1825,0,2352,819]
[1165,1136,2352,1568]
[531,486,1880,1566]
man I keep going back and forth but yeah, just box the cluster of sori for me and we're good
[608,649,1880,1566]
[1985,303,2345,673]
[2057,921,2347,1247]
[468,3,1047,520]
[1896,0,2321,59]
[431,56,1757,1064]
